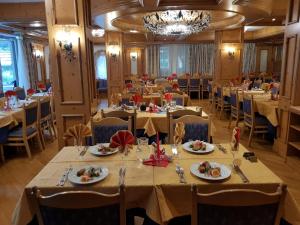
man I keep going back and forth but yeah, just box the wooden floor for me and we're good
[0,99,300,225]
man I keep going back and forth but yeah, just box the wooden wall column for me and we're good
[105,31,124,102]
[274,0,300,157]
[45,0,92,148]
[214,28,244,82]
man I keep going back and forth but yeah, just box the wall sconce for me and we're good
[91,28,105,37]
[56,27,77,62]
[130,52,138,61]
[33,49,43,59]
[108,42,120,60]
[225,46,235,58]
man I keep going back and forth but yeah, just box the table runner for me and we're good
[12,144,300,225]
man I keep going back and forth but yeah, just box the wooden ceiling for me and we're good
[0,0,288,41]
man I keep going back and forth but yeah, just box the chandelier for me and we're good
[143,10,211,36]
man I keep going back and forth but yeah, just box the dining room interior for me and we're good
[0,0,300,225]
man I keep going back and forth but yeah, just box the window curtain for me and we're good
[159,44,190,77]
[242,43,256,77]
[23,38,36,89]
[16,35,30,90]
[189,44,215,76]
[146,45,160,77]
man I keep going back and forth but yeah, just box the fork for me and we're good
[57,166,73,186]
[233,164,249,183]
[79,146,88,156]
[175,164,186,183]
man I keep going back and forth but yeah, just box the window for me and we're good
[0,37,17,91]
[94,49,107,80]
[160,46,170,76]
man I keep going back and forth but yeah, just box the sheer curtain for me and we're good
[146,45,160,77]
[16,35,30,90]
[159,44,190,76]
[243,43,256,77]
[189,44,215,76]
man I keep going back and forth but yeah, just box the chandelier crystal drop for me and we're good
[143,10,211,36]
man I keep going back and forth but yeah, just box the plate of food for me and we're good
[68,166,109,185]
[89,143,119,156]
[190,161,231,181]
[182,140,214,154]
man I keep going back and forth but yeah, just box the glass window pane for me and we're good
[0,38,17,91]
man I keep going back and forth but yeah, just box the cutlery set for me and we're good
[57,166,73,186]
[79,146,88,156]
[119,167,126,186]
[175,164,186,183]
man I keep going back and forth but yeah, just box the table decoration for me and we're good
[131,93,142,106]
[164,93,173,104]
[109,130,135,155]
[173,122,185,145]
[4,90,16,110]
[143,132,172,167]
[63,124,92,147]
[37,83,46,93]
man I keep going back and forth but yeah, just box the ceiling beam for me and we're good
[0,3,45,22]
[138,0,160,8]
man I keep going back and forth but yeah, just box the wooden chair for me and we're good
[167,109,203,143]
[38,97,56,148]
[189,78,201,99]
[101,109,137,137]
[201,78,210,99]
[14,87,26,100]
[228,89,244,128]
[216,86,231,119]
[192,185,286,225]
[0,125,9,162]
[5,101,43,158]
[243,94,269,147]
[91,117,132,144]
[32,185,126,225]
[169,115,211,144]
[177,78,188,93]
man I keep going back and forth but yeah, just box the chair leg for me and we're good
[39,127,46,149]
[36,130,44,151]
[24,139,32,159]
[47,121,54,141]
[219,106,223,119]
[51,119,57,139]
[248,127,254,147]
[0,145,5,163]
[228,114,232,128]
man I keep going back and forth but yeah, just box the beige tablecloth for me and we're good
[142,93,191,106]
[12,144,300,225]
[0,109,23,128]
[255,99,279,126]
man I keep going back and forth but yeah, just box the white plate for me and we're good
[68,166,109,185]
[89,143,119,156]
[190,162,231,181]
[182,141,214,154]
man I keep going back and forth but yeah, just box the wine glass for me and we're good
[230,142,241,168]
[136,137,149,162]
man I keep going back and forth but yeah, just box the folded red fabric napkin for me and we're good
[164,93,173,103]
[110,130,135,154]
[131,94,142,104]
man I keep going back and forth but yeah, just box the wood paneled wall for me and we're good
[214,28,244,81]
[105,31,124,102]
[275,0,300,157]
[123,47,145,79]
[45,0,92,148]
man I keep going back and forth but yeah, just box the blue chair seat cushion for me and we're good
[245,115,269,126]
[8,127,37,137]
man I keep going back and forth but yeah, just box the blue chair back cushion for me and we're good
[230,93,238,107]
[26,106,38,126]
[41,101,51,118]
[178,79,188,87]
[40,204,120,225]
[93,125,128,143]
[182,123,209,143]
[197,203,278,225]
[216,87,222,98]
[16,89,26,100]
[174,97,184,106]
[190,79,200,87]
[243,99,252,115]
[119,98,134,106]
[0,125,9,144]
[0,92,4,98]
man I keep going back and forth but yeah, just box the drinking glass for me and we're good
[136,137,149,162]
[230,142,241,167]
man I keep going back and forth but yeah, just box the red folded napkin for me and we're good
[131,94,142,104]
[27,88,36,96]
[5,90,16,98]
[164,93,173,103]
[110,130,135,154]
[126,83,133,89]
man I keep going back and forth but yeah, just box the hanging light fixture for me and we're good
[143,10,211,36]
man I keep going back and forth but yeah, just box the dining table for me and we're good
[93,106,210,137]
[12,143,300,225]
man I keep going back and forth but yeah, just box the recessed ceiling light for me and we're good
[272,18,276,22]
[129,30,138,33]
